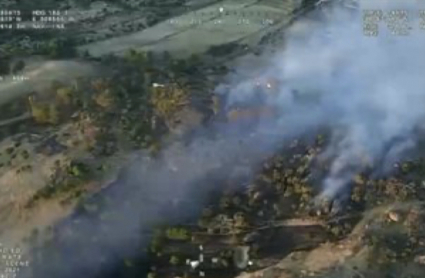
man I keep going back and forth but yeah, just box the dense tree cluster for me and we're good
[28,85,77,125]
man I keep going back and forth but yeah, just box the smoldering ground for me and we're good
[25,0,425,277]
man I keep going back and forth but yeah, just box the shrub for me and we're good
[11,60,25,73]
[169,255,180,265]
[165,227,189,241]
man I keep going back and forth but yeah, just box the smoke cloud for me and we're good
[223,0,425,199]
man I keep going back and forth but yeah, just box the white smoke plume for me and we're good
[223,0,425,199]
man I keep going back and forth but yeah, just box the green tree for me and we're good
[72,161,90,177]
[147,272,157,278]
[48,103,59,124]
[165,227,189,240]
[0,57,10,75]
[150,83,189,125]
[301,0,317,9]
[56,87,72,101]
[45,38,77,58]
[169,255,180,265]
[11,60,25,73]
[162,51,171,63]
[150,229,164,252]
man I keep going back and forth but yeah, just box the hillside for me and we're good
[1,1,425,278]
